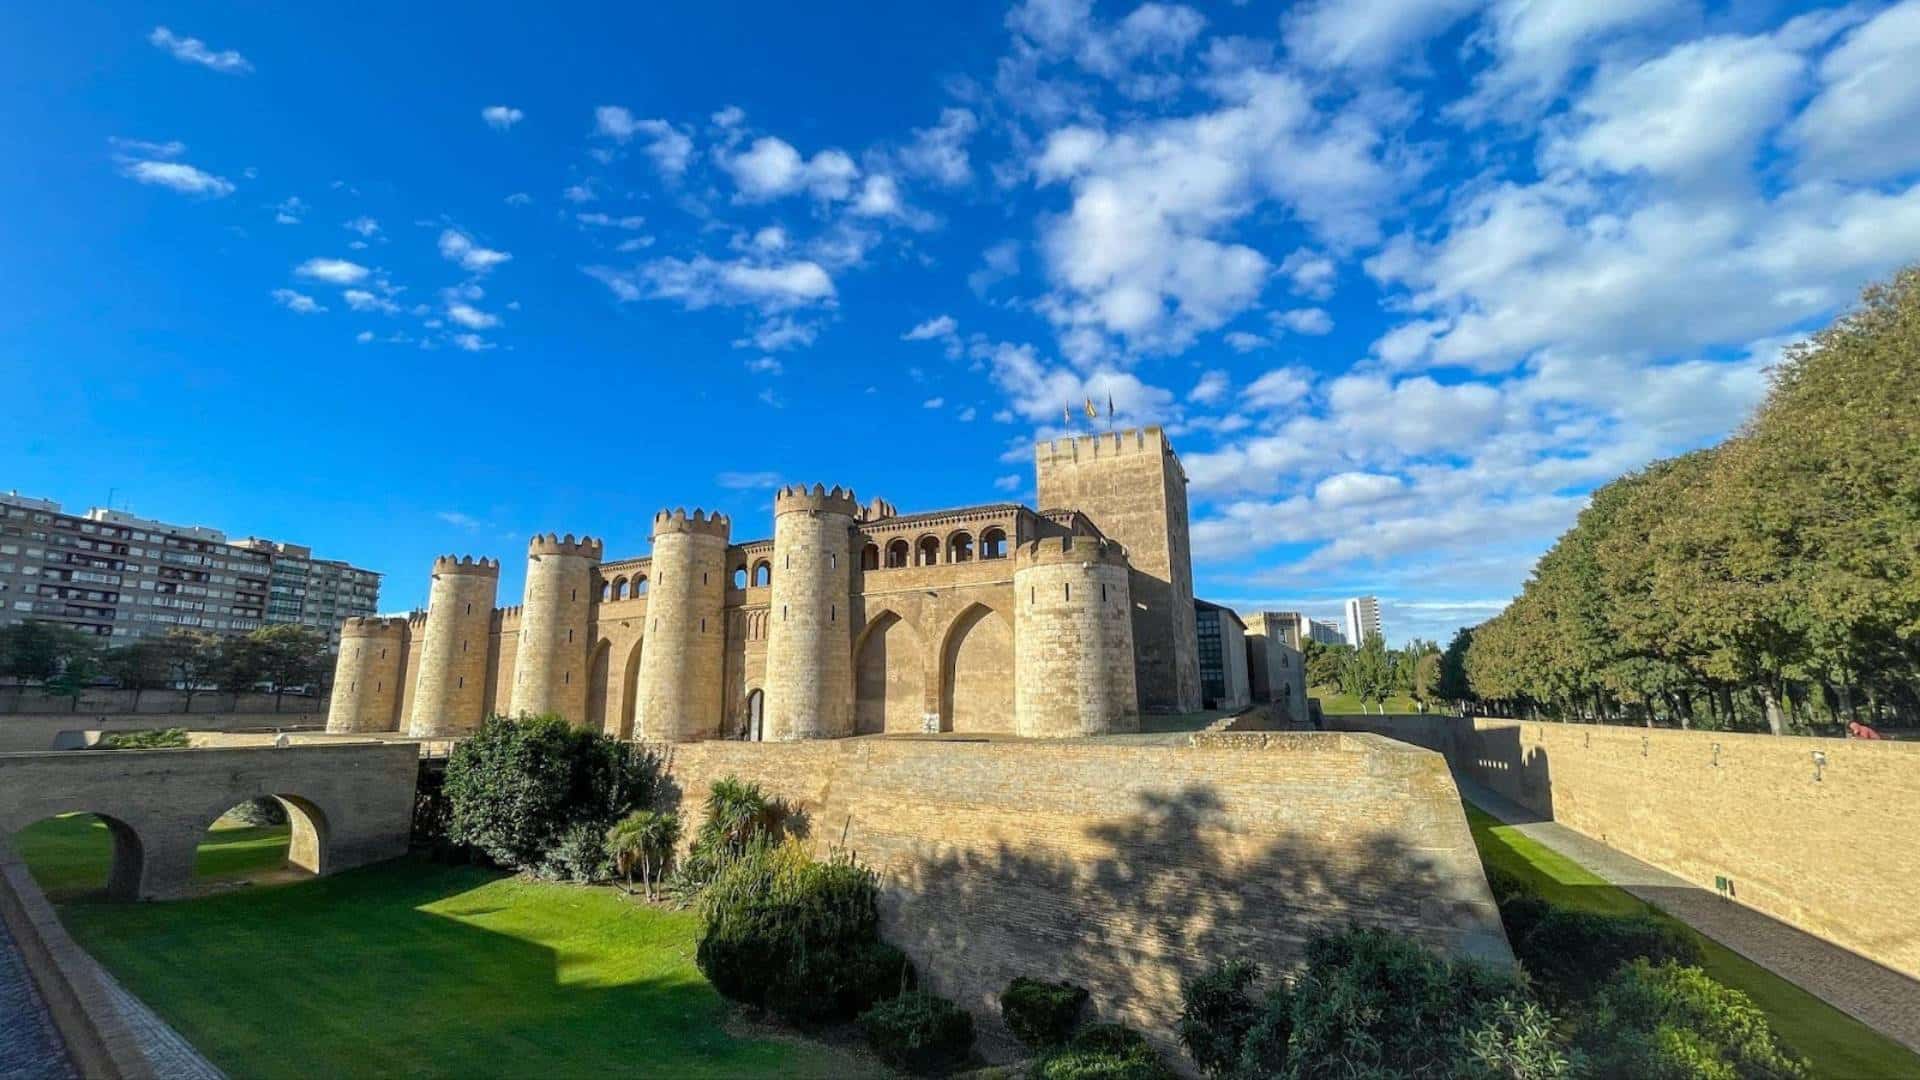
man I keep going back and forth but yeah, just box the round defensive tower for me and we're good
[326,617,410,733]
[763,484,857,741]
[507,533,603,727]
[633,509,730,741]
[406,555,500,738]
[1013,535,1138,737]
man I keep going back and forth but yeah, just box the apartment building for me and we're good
[0,491,378,646]
[1343,595,1383,647]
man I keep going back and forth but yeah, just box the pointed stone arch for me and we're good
[940,602,1014,734]
[586,638,612,732]
[619,636,645,740]
[854,609,927,735]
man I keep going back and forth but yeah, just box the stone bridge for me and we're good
[0,742,419,900]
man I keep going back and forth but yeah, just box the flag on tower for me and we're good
[1062,403,1071,428]
[1084,396,1097,419]
[1106,392,1115,420]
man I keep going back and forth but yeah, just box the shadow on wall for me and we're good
[887,783,1495,1056]
[1462,724,1556,823]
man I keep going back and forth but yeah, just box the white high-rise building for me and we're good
[1344,595,1382,646]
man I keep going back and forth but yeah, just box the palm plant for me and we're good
[705,778,778,854]
[605,809,681,900]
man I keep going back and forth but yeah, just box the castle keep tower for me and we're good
[1014,536,1138,736]
[763,485,856,740]
[406,555,499,737]
[508,533,603,726]
[1035,427,1200,713]
[325,617,410,733]
[633,510,729,741]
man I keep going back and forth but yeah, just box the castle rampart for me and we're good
[406,555,498,737]
[507,533,602,726]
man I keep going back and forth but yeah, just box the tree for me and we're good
[163,629,226,712]
[101,639,176,710]
[1302,639,1350,689]
[606,809,680,899]
[0,621,97,685]
[233,625,330,709]
[1344,633,1395,713]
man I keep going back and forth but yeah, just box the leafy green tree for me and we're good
[0,621,98,685]
[1343,633,1395,713]
[605,809,680,899]
[162,628,226,711]
[1302,638,1350,689]
[240,625,331,709]
[102,640,176,710]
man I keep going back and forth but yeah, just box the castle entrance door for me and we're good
[745,689,764,741]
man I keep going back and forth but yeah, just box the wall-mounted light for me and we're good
[1812,750,1827,782]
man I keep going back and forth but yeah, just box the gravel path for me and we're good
[0,914,76,1080]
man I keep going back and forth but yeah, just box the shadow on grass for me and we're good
[53,857,877,1079]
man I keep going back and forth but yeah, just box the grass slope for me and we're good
[1310,685,1432,715]
[1465,804,1919,1080]
[16,815,873,1078]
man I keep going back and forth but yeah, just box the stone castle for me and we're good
[327,427,1202,741]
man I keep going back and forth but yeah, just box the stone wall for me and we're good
[1326,715,1920,983]
[0,686,327,716]
[663,735,1507,1056]
[0,711,324,754]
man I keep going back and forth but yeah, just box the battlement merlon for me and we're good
[527,533,605,559]
[431,555,502,576]
[1016,534,1130,569]
[340,616,411,636]
[1034,426,1185,482]
[650,508,731,540]
[774,483,862,517]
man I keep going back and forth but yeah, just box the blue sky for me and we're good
[6,1,1920,645]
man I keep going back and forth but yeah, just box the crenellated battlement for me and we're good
[490,605,523,626]
[774,483,861,517]
[432,554,501,576]
[1016,534,1129,568]
[1035,426,1170,466]
[406,611,429,628]
[528,533,604,559]
[651,508,731,539]
[341,616,410,637]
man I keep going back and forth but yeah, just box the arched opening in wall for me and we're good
[744,689,765,742]
[860,543,880,571]
[733,565,748,589]
[586,638,612,733]
[632,576,649,596]
[193,794,328,892]
[940,604,1015,734]
[947,532,974,563]
[885,539,910,568]
[855,611,925,735]
[599,580,612,602]
[620,637,645,740]
[981,528,1008,559]
[10,812,145,901]
[915,535,940,566]
[752,561,772,587]
[610,577,629,601]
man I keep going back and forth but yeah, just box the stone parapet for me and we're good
[774,483,861,517]
[650,509,730,540]
[527,533,603,559]
[431,555,500,576]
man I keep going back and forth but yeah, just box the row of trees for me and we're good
[1449,267,1920,733]
[1303,636,1443,712]
[0,621,334,709]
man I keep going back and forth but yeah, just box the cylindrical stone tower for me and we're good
[326,617,410,733]
[507,532,603,727]
[633,509,729,742]
[1014,535,1138,737]
[406,555,500,737]
[763,484,856,741]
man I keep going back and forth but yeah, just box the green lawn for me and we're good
[14,813,294,899]
[15,817,874,1078]
[1465,804,1919,1080]
[1310,685,1433,715]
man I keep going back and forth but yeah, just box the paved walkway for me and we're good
[0,913,76,1080]
[1459,777,1920,1057]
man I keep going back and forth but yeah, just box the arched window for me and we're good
[633,576,649,596]
[599,580,611,602]
[885,539,910,568]
[981,527,1008,559]
[947,532,974,563]
[861,543,880,570]
[611,576,628,601]
[916,535,940,566]
[752,561,772,587]
[733,565,748,589]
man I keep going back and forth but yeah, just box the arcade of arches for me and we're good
[855,600,1014,735]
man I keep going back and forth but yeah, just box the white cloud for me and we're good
[923,397,946,409]
[481,105,524,130]
[587,255,836,314]
[294,257,370,285]
[452,333,492,352]
[976,339,1177,425]
[1314,471,1405,508]
[272,196,307,224]
[717,471,781,489]
[577,213,647,230]
[734,315,818,352]
[1223,331,1269,352]
[724,137,859,201]
[148,26,251,74]
[505,192,532,206]
[270,288,325,314]
[1282,0,1476,71]
[437,511,482,529]
[438,229,512,273]
[447,302,499,330]
[119,159,235,197]
[745,356,784,375]
[1456,0,1674,118]
[355,330,375,344]
[1189,370,1230,404]
[1006,0,1209,100]
[1278,249,1337,299]
[901,108,979,186]
[994,474,1022,492]
[903,315,958,341]
[562,182,597,204]
[344,216,380,237]
[1274,307,1334,335]
[343,289,397,314]
[596,107,695,178]
[970,240,1021,295]
[1244,367,1312,410]
[1788,0,1920,182]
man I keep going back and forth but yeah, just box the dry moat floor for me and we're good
[13,808,1919,1079]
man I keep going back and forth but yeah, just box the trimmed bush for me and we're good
[1002,977,1090,1050]
[96,728,189,749]
[1177,961,1261,1077]
[1032,1024,1174,1080]
[1580,960,1807,1079]
[861,991,975,1074]
[696,839,913,1024]
[1512,908,1702,1002]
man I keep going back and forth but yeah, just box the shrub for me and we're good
[1002,977,1090,1050]
[1454,997,1572,1080]
[696,839,912,1023]
[1580,960,1807,1079]
[672,776,787,896]
[443,714,663,870]
[96,727,189,749]
[1176,961,1261,1077]
[605,809,680,899]
[1511,908,1702,1003]
[1483,864,1533,904]
[1031,1024,1174,1080]
[861,991,976,1074]
[231,797,288,827]
[539,821,610,883]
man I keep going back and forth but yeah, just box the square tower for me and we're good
[1035,427,1201,713]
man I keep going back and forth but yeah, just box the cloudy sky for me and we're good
[6,1,1919,644]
